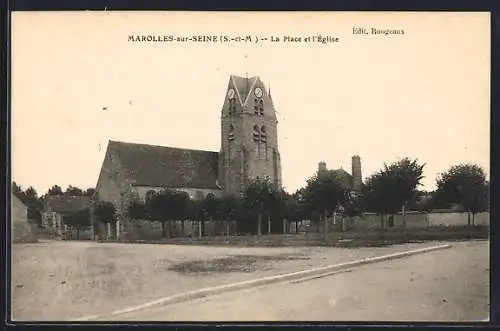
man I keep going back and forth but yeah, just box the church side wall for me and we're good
[95,148,132,220]
[132,186,223,202]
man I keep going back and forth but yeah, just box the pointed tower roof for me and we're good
[230,75,259,105]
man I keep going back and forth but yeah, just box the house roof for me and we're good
[45,195,91,213]
[108,140,221,190]
[331,168,354,189]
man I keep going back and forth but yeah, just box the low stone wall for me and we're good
[121,219,238,241]
[342,211,490,230]
[105,225,488,247]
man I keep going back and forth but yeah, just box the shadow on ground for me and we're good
[168,254,311,274]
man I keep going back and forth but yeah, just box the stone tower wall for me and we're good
[219,76,282,196]
[352,155,362,191]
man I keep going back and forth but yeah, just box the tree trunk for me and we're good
[283,218,287,234]
[76,228,80,240]
[402,203,407,242]
[257,212,262,236]
[324,209,329,243]
[162,221,166,238]
[467,212,471,227]
[268,216,271,234]
[107,222,111,240]
[198,220,202,238]
[380,214,384,230]
[116,219,120,240]
[181,220,185,237]
[472,212,476,227]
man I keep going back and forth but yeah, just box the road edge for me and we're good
[75,243,452,321]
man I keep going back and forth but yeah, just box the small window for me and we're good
[228,99,236,115]
[253,125,260,142]
[228,124,235,142]
[254,99,264,116]
[260,126,267,143]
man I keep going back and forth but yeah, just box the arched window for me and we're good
[228,124,235,142]
[253,98,264,116]
[253,125,260,142]
[260,126,267,143]
[145,190,155,203]
[228,99,236,115]
[260,126,268,160]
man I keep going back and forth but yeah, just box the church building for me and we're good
[94,75,282,218]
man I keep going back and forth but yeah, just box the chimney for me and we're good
[318,161,327,175]
[351,155,362,191]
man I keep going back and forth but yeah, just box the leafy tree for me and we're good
[216,194,240,236]
[84,188,96,196]
[434,163,489,226]
[278,191,303,233]
[169,191,190,236]
[128,200,148,220]
[383,158,425,210]
[301,170,350,240]
[361,158,424,235]
[63,208,91,240]
[47,185,64,196]
[65,185,84,196]
[243,178,280,235]
[93,201,116,223]
[92,201,117,239]
[147,189,190,238]
[187,198,206,236]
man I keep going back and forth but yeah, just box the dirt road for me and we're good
[11,240,448,321]
[108,241,489,322]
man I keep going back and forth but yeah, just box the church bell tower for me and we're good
[218,75,282,196]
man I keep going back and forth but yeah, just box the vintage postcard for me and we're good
[10,11,490,322]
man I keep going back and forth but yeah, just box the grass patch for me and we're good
[168,254,311,275]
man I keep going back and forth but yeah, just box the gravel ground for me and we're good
[111,240,489,322]
[11,240,461,321]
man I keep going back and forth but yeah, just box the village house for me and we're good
[12,192,36,243]
[42,195,91,235]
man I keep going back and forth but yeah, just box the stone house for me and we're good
[316,155,363,198]
[12,192,36,243]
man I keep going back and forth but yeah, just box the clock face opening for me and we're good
[227,89,235,99]
[254,87,263,98]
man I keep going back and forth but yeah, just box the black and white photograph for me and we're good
[10,11,490,322]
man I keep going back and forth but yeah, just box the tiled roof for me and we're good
[45,195,91,213]
[108,140,220,190]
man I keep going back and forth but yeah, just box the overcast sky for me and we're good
[11,11,490,195]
